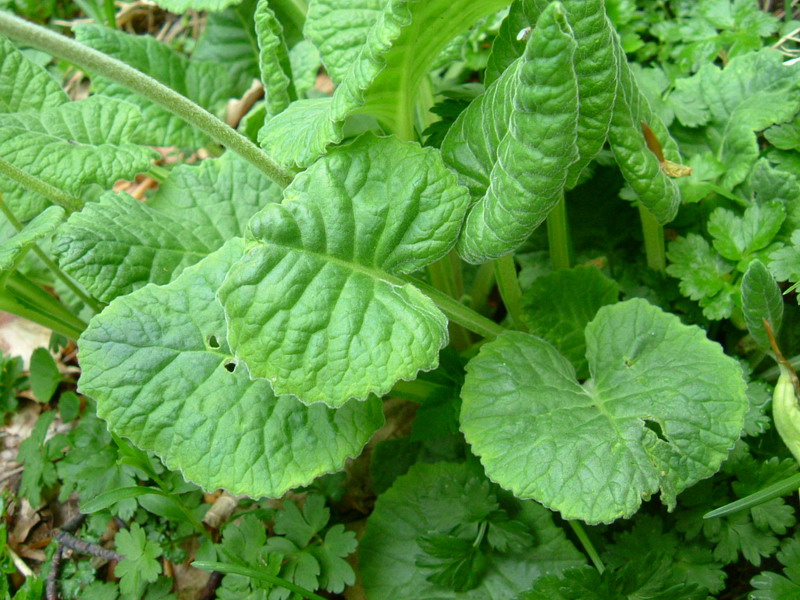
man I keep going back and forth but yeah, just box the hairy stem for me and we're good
[638,203,666,272]
[547,198,571,270]
[412,278,505,339]
[493,254,525,330]
[0,11,294,188]
[427,255,471,349]
[0,156,83,212]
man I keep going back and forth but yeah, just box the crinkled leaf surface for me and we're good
[519,266,619,379]
[484,0,541,86]
[54,153,281,302]
[708,201,785,265]
[460,299,748,524]
[220,134,469,406]
[255,0,294,116]
[359,462,584,600]
[260,0,507,168]
[671,49,800,189]
[77,239,384,497]
[74,25,234,148]
[0,36,67,113]
[742,259,784,352]
[0,206,65,272]
[0,96,156,220]
[442,3,580,263]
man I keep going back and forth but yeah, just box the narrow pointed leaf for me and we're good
[220,134,469,406]
[461,299,748,524]
[54,153,282,302]
[607,37,681,224]
[443,3,579,263]
[742,259,784,352]
[78,239,384,498]
[0,97,156,220]
[0,206,65,272]
[0,36,67,113]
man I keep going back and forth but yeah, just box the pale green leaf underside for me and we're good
[608,37,681,224]
[742,259,784,352]
[359,462,585,600]
[78,239,384,498]
[54,153,280,302]
[0,206,65,272]
[443,3,579,263]
[0,36,67,114]
[220,134,469,407]
[260,0,507,168]
[461,299,748,524]
[0,96,156,221]
[152,0,243,12]
[74,25,233,149]
[519,265,619,379]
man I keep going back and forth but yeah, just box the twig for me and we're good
[54,530,123,562]
[200,570,223,600]
[59,513,86,534]
[46,546,63,600]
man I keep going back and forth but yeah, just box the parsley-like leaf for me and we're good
[115,523,163,599]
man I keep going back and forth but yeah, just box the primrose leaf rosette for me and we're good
[460,299,748,524]
[77,239,384,498]
[219,134,469,407]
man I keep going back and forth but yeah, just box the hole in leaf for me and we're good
[224,361,236,373]
[623,358,633,368]
[208,335,220,349]
[644,419,667,443]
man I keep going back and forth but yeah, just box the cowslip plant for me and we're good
[0,0,776,594]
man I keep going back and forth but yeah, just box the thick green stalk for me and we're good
[547,198,571,270]
[568,521,605,574]
[0,11,294,188]
[411,278,505,339]
[468,261,495,316]
[0,292,83,339]
[493,254,525,330]
[0,196,102,314]
[638,203,666,272]
[427,256,471,349]
[0,156,83,212]
[103,0,117,28]
[2,272,87,337]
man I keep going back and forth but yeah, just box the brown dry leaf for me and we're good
[0,314,51,369]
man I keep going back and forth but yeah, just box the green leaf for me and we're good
[742,259,783,351]
[54,153,281,303]
[666,233,737,320]
[672,50,800,189]
[260,0,508,168]
[0,206,64,272]
[274,495,329,548]
[442,2,579,263]
[460,299,749,524]
[255,0,294,117]
[310,525,358,593]
[220,134,468,406]
[152,0,244,13]
[0,96,156,220]
[74,25,234,149]
[765,119,800,152]
[17,410,59,507]
[0,36,67,114]
[607,37,681,224]
[193,0,261,95]
[115,523,162,599]
[359,462,584,600]
[519,266,619,379]
[769,230,800,286]
[29,347,60,403]
[77,239,384,498]
[415,533,487,593]
[707,201,785,264]
[750,536,800,600]
[483,0,541,86]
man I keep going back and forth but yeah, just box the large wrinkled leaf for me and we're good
[0,206,65,272]
[742,259,783,352]
[359,462,585,600]
[0,36,67,113]
[519,266,619,379]
[0,97,156,220]
[460,299,748,524]
[608,38,682,224]
[670,49,800,189]
[484,0,541,86]
[220,134,469,407]
[54,153,281,302]
[77,239,384,498]
[74,25,234,149]
[193,0,261,95]
[255,0,294,116]
[442,3,579,263]
[260,0,507,168]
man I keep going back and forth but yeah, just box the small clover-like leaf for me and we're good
[115,523,162,598]
[220,134,469,406]
[460,299,748,524]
